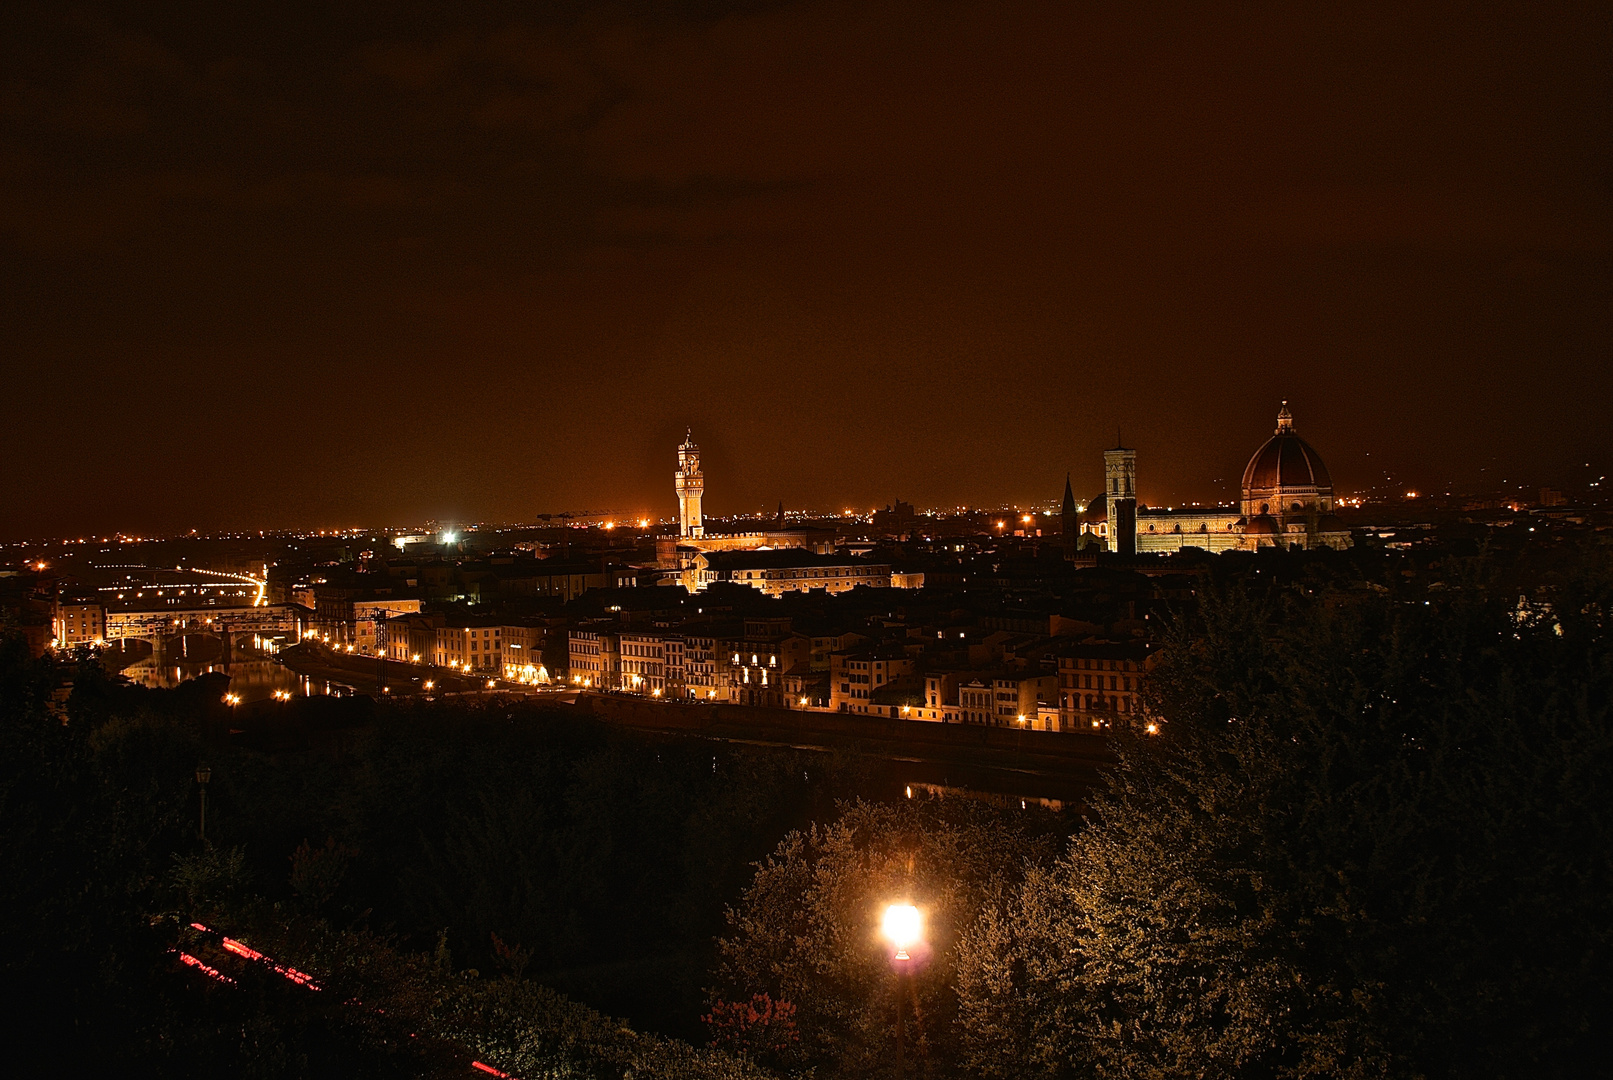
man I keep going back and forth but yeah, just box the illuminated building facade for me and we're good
[352,598,423,655]
[620,631,675,696]
[1057,641,1157,731]
[435,622,503,673]
[1074,402,1352,554]
[830,650,916,714]
[567,627,618,689]
[1103,446,1138,555]
[659,431,840,586]
[499,624,551,683]
[54,601,105,646]
[684,549,894,595]
[675,430,704,538]
[937,671,1057,726]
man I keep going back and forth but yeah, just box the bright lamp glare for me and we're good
[882,904,921,952]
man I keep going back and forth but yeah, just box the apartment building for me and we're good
[830,649,917,714]
[54,601,106,645]
[1056,640,1158,731]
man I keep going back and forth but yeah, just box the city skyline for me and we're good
[1,7,1606,1074]
[2,2,1608,539]
[2,405,1602,544]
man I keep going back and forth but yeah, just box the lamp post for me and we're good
[882,903,922,1079]
[196,765,212,842]
[373,609,388,695]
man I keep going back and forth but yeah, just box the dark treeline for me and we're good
[3,539,1611,1078]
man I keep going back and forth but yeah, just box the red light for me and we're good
[472,1064,512,1078]
[222,937,265,962]
[212,933,322,990]
[278,965,321,988]
[177,951,236,985]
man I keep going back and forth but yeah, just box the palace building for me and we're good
[657,430,843,589]
[1065,403,1351,554]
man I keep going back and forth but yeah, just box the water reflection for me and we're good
[118,649,354,701]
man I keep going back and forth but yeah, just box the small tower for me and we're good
[1103,440,1137,555]
[675,430,705,538]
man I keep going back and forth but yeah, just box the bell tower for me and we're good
[675,430,705,538]
[1103,441,1137,554]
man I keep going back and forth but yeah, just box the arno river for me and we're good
[109,641,354,701]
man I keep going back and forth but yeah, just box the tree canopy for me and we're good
[956,552,1613,1078]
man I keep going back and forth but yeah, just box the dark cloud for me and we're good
[1,0,1608,537]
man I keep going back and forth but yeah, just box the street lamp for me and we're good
[195,765,212,842]
[882,903,922,1078]
[883,903,920,960]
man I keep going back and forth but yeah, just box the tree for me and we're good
[956,555,1613,1079]
[713,798,1058,1077]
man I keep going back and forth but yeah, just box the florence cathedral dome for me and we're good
[1240,402,1336,526]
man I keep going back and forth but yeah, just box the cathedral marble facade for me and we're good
[1063,403,1351,555]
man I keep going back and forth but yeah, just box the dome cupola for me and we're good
[1241,401,1334,522]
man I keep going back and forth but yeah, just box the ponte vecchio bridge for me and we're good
[103,603,307,660]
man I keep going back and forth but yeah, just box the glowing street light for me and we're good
[882,903,922,1078]
[882,903,921,962]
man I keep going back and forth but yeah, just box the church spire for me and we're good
[1062,473,1078,562]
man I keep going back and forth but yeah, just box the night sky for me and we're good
[3,1,1608,539]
